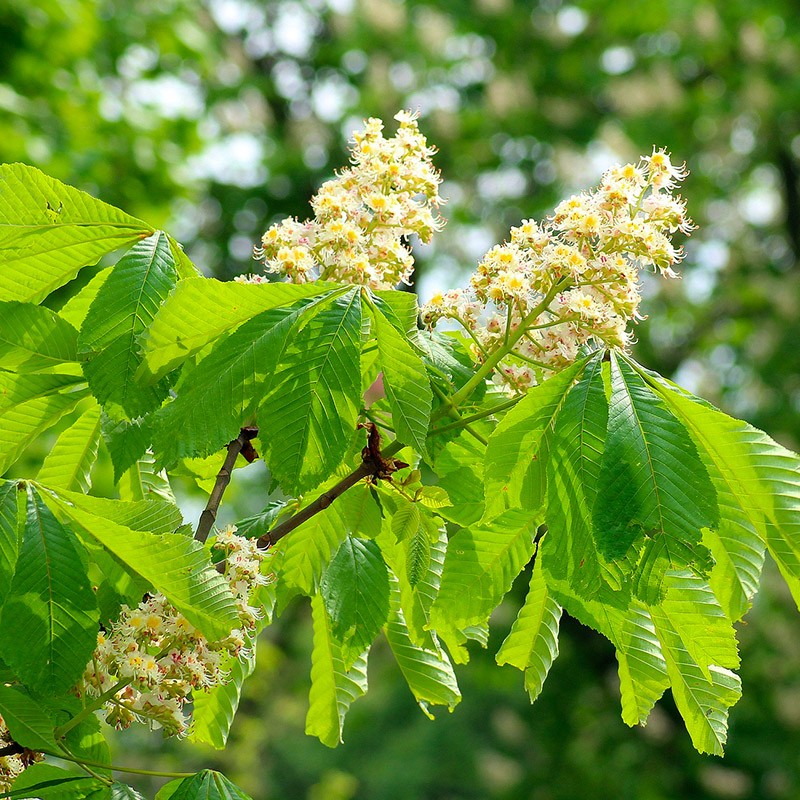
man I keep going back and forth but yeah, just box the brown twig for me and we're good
[256,423,406,549]
[195,426,259,543]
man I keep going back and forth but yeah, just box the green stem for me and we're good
[55,679,131,739]
[431,395,522,437]
[448,279,568,408]
[430,382,488,445]
[45,749,193,779]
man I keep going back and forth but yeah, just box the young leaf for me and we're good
[140,276,336,381]
[79,230,179,418]
[261,289,363,494]
[0,163,153,304]
[384,575,460,717]
[155,770,253,800]
[306,593,369,747]
[57,266,113,330]
[431,508,537,636]
[0,300,79,371]
[0,487,98,696]
[43,492,238,641]
[496,543,562,703]
[321,536,390,668]
[369,302,432,456]
[592,353,717,603]
[483,358,588,519]
[0,684,58,751]
[391,500,421,541]
[37,400,102,492]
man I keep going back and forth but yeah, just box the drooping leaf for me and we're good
[0,487,98,696]
[42,493,238,641]
[650,607,742,756]
[110,783,147,800]
[372,289,419,334]
[306,593,369,747]
[101,414,153,483]
[541,355,608,599]
[79,231,179,418]
[321,536,390,668]
[0,163,152,303]
[483,358,588,519]
[644,372,775,621]
[369,302,432,456]
[261,289,363,494]
[37,400,102,492]
[0,301,79,371]
[0,684,58,751]
[592,353,717,603]
[63,713,112,777]
[391,500,421,542]
[139,276,337,381]
[116,453,176,504]
[154,770,253,800]
[0,480,21,603]
[384,574,460,717]
[155,293,338,467]
[431,508,537,637]
[496,543,562,703]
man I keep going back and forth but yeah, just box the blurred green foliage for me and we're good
[3,1,800,797]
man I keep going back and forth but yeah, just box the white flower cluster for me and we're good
[0,720,41,792]
[421,149,693,391]
[248,110,443,290]
[80,528,270,736]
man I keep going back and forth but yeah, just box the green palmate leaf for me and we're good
[37,400,102,492]
[644,374,775,622]
[79,231,179,418]
[155,770,253,800]
[0,684,58,751]
[0,488,98,695]
[384,574,460,717]
[544,576,669,727]
[431,508,537,637]
[155,291,339,467]
[369,303,432,456]
[592,353,717,603]
[166,234,202,281]
[57,266,113,330]
[0,481,21,603]
[189,638,257,750]
[43,493,238,641]
[0,301,79,371]
[10,764,106,800]
[483,358,588,519]
[116,453,176,504]
[650,607,742,755]
[321,536,390,668]
[433,432,485,527]
[261,289,363,494]
[334,483,382,539]
[306,593,369,747]
[110,784,147,800]
[496,542,562,703]
[0,371,88,475]
[0,164,153,304]
[541,355,608,599]
[140,276,337,382]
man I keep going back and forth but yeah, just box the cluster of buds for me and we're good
[0,719,42,793]
[421,149,693,391]
[80,528,270,736]
[248,110,443,290]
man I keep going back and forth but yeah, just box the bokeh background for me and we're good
[2,1,800,797]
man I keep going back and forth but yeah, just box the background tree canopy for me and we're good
[2,1,799,798]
